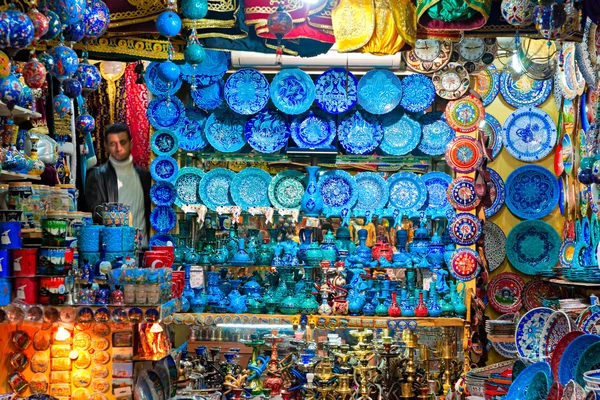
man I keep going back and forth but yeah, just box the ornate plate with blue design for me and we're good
[174,167,204,208]
[151,129,178,156]
[354,172,389,211]
[499,71,553,108]
[268,170,306,210]
[502,107,557,162]
[484,168,505,219]
[418,111,456,155]
[315,68,358,114]
[506,220,561,276]
[225,68,270,115]
[447,176,480,211]
[145,62,182,96]
[558,334,600,385]
[230,168,272,210]
[270,68,315,115]
[318,170,358,215]
[448,212,482,245]
[474,64,500,106]
[150,181,176,206]
[204,108,247,153]
[244,109,290,153]
[147,96,185,130]
[198,168,236,211]
[357,69,403,115]
[149,233,175,247]
[379,110,421,156]
[480,113,503,159]
[387,172,427,213]
[180,50,228,86]
[191,80,223,111]
[422,171,452,213]
[445,94,485,133]
[290,110,336,148]
[150,206,177,233]
[150,156,178,183]
[177,106,208,151]
[515,307,554,362]
[400,74,435,113]
[505,165,558,220]
[338,110,383,155]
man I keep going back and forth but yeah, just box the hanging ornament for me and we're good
[48,0,85,25]
[38,52,55,72]
[184,30,206,65]
[63,78,82,98]
[23,56,47,89]
[0,5,35,56]
[0,51,10,80]
[53,89,71,118]
[156,11,182,37]
[18,85,34,108]
[0,73,23,110]
[181,0,208,20]
[27,8,50,40]
[84,0,111,40]
[157,60,180,83]
[73,59,101,94]
[266,4,293,65]
[64,20,86,43]
[48,45,79,80]
[76,113,95,133]
[500,0,535,27]
[41,9,62,41]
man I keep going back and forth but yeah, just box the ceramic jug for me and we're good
[301,166,323,217]
[320,230,339,263]
[388,291,401,317]
[428,291,442,317]
[415,292,429,317]
[297,228,312,264]
[335,226,355,260]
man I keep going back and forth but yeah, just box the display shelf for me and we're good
[545,278,600,287]
[486,335,515,343]
[0,171,41,181]
[0,101,42,120]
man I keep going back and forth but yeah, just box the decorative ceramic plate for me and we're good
[151,129,178,156]
[318,170,358,216]
[576,19,598,87]
[447,176,480,211]
[582,216,592,244]
[379,110,421,156]
[268,170,306,210]
[421,171,452,213]
[558,334,600,385]
[484,221,506,271]
[448,212,482,246]
[191,80,223,110]
[505,362,552,400]
[576,342,600,386]
[550,331,585,383]
[559,43,586,100]
[444,94,485,133]
[224,68,270,115]
[487,272,524,313]
[147,96,185,130]
[539,310,572,362]
[354,172,389,211]
[244,109,290,153]
[492,313,518,358]
[418,111,456,155]
[432,62,470,100]
[522,278,558,310]
[505,165,559,219]
[480,113,503,159]
[150,206,177,233]
[506,220,561,275]
[444,135,484,173]
[515,307,554,361]
[499,71,553,108]
[449,247,481,281]
[338,110,383,155]
[230,167,272,210]
[174,167,204,208]
[149,233,175,247]
[484,168,506,219]
[145,62,182,96]
[270,68,315,115]
[150,156,178,183]
[150,181,176,207]
[204,108,247,153]
[400,73,435,112]
[290,110,336,148]
[180,50,228,86]
[474,64,500,106]
[176,106,208,151]
[387,172,427,213]
[357,69,403,115]
[315,68,358,114]
[502,107,557,162]
[198,168,235,211]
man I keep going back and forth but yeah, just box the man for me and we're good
[86,122,151,248]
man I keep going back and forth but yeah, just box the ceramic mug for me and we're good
[144,250,170,269]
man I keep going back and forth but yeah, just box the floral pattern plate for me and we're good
[421,171,452,213]
[174,167,204,208]
[191,80,223,111]
[180,50,228,86]
[338,110,383,155]
[444,135,484,173]
[449,247,481,281]
[499,71,553,108]
[151,129,178,157]
[558,334,600,385]
[224,68,270,115]
[317,170,358,216]
[145,62,182,96]
[244,109,290,153]
[506,220,561,276]
[268,170,306,210]
[150,206,177,233]
[418,111,456,155]
[150,181,176,207]
[176,106,208,151]
[379,110,421,156]
[448,212,482,246]
[149,233,176,247]
[387,172,427,213]
[480,113,503,159]
[290,110,336,148]
[559,43,586,100]
[150,156,178,183]
[487,272,524,313]
[483,221,506,271]
[474,64,500,106]
[484,168,506,218]
[522,278,559,311]
[357,69,403,115]
[515,307,554,361]
[444,94,485,133]
[204,108,248,153]
[502,107,557,162]
[447,176,480,211]
[505,165,559,220]
[540,310,572,362]
[198,168,236,211]
[315,68,358,114]
[270,68,315,115]
[147,96,185,130]
[230,168,272,211]
[354,172,389,212]
[400,73,435,113]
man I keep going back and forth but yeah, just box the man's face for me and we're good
[106,131,131,161]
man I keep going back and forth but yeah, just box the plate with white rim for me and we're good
[198,168,236,211]
[502,106,557,162]
[174,167,204,208]
[230,167,272,211]
[317,170,359,216]
[387,172,427,213]
[515,307,554,362]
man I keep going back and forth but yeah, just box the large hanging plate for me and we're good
[270,68,315,115]
[501,106,557,162]
[224,68,270,115]
[357,69,403,115]
[505,165,559,220]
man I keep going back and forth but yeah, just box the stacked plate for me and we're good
[584,369,600,395]
[560,298,590,314]
[486,319,517,338]
[465,361,514,398]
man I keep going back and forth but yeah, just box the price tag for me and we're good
[189,266,204,289]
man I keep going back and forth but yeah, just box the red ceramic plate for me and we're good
[487,272,525,313]
[550,331,585,382]
[444,94,485,133]
[444,135,484,173]
[450,248,481,281]
[522,278,559,311]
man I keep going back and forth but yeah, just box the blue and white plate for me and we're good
[145,62,182,96]
[379,109,421,156]
[505,165,559,220]
[270,68,315,115]
[515,307,555,362]
[191,80,223,111]
[558,334,600,385]
[400,73,435,113]
[421,171,452,212]
[244,109,290,153]
[505,361,552,400]
[149,233,176,247]
[180,50,229,86]
[150,206,177,233]
[151,129,178,156]
[225,68,270,115]
[502,107,557,162]
[418,111,456,155]
[338,110,383,155]
[198,168,236,211]
[354,172,389,211]
[315,68,358,114]
[484,168,506,219]
[448,212,482,246]
[387,172,427,213]
[480,113,503,159]
[317,170,358,216]
[506,220,561,276]
[176,106,208,151]
[150,156,178,183]
[174,167,204,208]
[268,170,306,210]
[204,108,248,153]
[475,64,500,107]
[147,96,185,130]
[499,71,553,108]
[230,168,272,210]
[290,110,336,148]
[150,181,177,206]
[357,69,403,115]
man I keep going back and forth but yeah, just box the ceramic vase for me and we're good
[320,230,338,263]
[388,291,401,317]
[415,292,429,317]
[301,166,323,217]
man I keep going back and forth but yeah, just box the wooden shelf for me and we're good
[487,335,515,343]
[546,278,600,287]
[0,171,41,181]
[0,101,42,121]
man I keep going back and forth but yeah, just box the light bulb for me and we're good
[511,53,523,74]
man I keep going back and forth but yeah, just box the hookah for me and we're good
[312,356,337,400]
[263,330,286,396]
[399,321,419,400]
[241,333,269,396]
[332,344,354,400]
[418,344,436,399]
[437,327,458,396]
[374,336,402,400]
[350,329,377,400]
[222,349,247,397]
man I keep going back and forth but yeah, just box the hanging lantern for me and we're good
[18,85,34,109]
[157,61,180,83]
[27,8,50,40]
[64,20,86,43]
[0,5,35,56]
[41,9,62,41]
[73,61,101,94]
[181,0,208,20]
[76,113,95,133]
[0,51,10,80]
[156,11,182,37]
[63,78,82,98]
[84,0,111,40]
[48,45,79,80]
[53,90,71,118]
[500,0,535,27]
[266,5,293,65]
[23,56,47,89]
[0,73,23,110]
[48,0,85,25]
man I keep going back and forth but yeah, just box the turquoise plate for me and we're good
[558,334,600,385]
[506,220,561,276]
[198,168,236,211]
[505,362,552,400]
[151,129,178,156]
[270,68,315,115]
[354,172,389,212]
[357,69,403,115]
[174,167,205,208]
[268,170,306,210]
[379,109,421,156]
[230,168,272,211]
[387,172,427,213]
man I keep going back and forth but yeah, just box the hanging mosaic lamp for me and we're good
[181,0,208,20]
[73,59,101,95]
[76,113,95,133]
[27,7,50,40]
[0,51,10,79]
[500,0,535,27]
[157,60,180,83]
[48,0,85,25]
[156,10,182,37]
[48,45,79,80]
[0,73,23,110]
[53,89,71,118]
[23,56,47,89]
[266,4,293,65]
[41,9,62,41]
[63,78,82,98]
[84,0,111,40]
[64,20,86,43]
[0,4,35,56]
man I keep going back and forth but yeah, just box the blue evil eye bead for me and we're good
[0,5,35,51]
[41,9,62,41]
[63,78,82,98]
[63,20,85,42]
[84,0,111,39]
[157,61,180,83]
[76,113,95,133]
[48,45,79,81]
[156,11,181,38]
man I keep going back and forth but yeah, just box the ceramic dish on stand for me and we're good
[198,168,236,211]
[317,170,358,216]
[387,172,427,213]
[268,170,306,210]
[174,167,204,208]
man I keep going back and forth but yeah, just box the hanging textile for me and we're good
[360,0,405,55]
[124,63,150,169]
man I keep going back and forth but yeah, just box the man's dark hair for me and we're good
[105,122,131,141]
